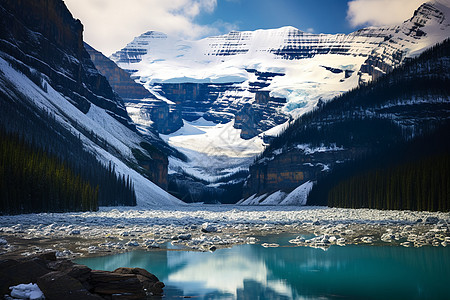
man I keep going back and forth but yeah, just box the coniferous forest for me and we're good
[327,154,450,211]
[306,120,450,212]
[0,128,137,214]
[0,129,98,213]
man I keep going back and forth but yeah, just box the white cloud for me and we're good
[347,0,426,27]
[64,0,218,56]
[306,28,314,33]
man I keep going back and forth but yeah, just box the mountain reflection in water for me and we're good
[76,235,450,299]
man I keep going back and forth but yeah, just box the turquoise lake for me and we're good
[76,235,450,300]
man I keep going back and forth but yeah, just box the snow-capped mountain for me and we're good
[109,1,450,199]
[0,0,183,207]
[112,1,450,138]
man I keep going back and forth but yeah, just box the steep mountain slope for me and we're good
[0,0,183,207]
[109,1,450,198]
[242,38,450,206]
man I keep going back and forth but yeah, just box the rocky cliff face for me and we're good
[111,1,450,139]
[0,0,133,128]
[85,43,183,134]
[134,143,169,190]
[85,43,155,101]
[245,147,366,198]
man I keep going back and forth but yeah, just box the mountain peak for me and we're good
[141,30,168,38]
[412,0,450,22]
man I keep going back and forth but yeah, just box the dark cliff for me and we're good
[85,43,183,134]
[0,0,133,128]
[85,43,153,101]
[132,142,169,190]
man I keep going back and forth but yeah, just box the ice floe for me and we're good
[0,206,448,256]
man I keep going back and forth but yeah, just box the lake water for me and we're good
[76,234,450,299]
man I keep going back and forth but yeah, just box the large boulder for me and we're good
[0,259,49,295]
[0,254,164,299]
[37,271,102,300]
[89,270,146,299]
[114,267,165,296]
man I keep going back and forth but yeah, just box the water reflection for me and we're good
[76,236,450,300]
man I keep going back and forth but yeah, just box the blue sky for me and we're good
[65,0,427,56]
[197,0,351,34]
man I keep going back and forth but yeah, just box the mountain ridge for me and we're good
[111,1,450,140]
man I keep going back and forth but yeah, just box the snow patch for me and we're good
[9,283,44,300]
[279,181,314,206]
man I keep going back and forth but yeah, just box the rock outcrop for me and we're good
[85,43,183,134]
[245,147,363,198]
[0,252,164,300]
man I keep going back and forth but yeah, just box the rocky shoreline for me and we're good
[0,206,449,299]
[0,251,164,300]
[1,206,449,259]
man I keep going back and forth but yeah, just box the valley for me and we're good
[1,0,450,299]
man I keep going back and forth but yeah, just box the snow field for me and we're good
[162,118,264,180]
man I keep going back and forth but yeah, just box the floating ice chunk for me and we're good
[88,246,99,253]
[201,223,218,233]
[361,236,373,243]
[381,233,394,242]
[247,237,257,244]
[261,243,279,248]
[126,241,139,247]
[262,224,275,230]
[336,238,346,246]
